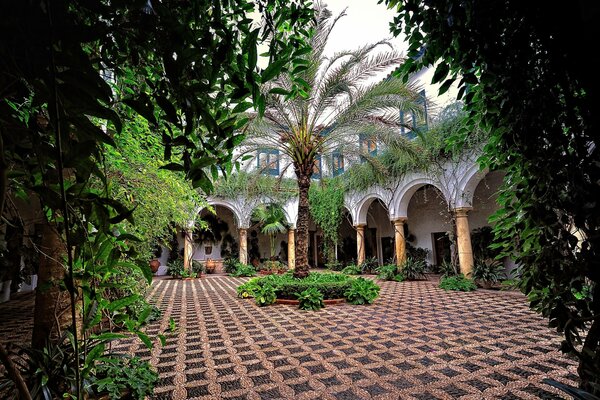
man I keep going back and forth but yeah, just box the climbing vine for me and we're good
[308,178,345,263]
[213,171,297,203]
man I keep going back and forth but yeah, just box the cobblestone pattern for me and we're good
[0,276,579,399]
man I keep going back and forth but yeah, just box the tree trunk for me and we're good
[32,223,70,349]
[294,175,311,279]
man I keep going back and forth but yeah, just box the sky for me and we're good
[319,0,407,57]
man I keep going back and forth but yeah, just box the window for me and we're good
[332,151,344,177]
[312,154,322,179]
[359,133,377,162]
[257,149,279,175]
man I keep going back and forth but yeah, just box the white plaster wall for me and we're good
[469,171,503,230]
[409,63,461,120]
[406,186,451,265]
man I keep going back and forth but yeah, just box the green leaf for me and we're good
[261,58,288,83]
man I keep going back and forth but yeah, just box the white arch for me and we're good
[354,193,390,226]
[392,176,448,218]
[198,198,247,228]
[456,163,489,209]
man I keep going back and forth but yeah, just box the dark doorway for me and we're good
[432,232,451,266]
[381,237,394,264]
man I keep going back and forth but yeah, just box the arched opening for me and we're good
[406,185,451,267]
[249,203,289,267]
[192,205,240,272]
[337,207,356,265]
[468,171,513,272]
[364,199,392,265]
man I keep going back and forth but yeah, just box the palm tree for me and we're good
[251,204,288,259]
[242,2,423,278]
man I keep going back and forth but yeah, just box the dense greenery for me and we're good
[229,263,257,278]
[104,115,203,262]
[344,278,381,305]
[236,272,380,309]
[384,0,599,391]
[439,275,477,292]
[308,179,345,263]
[213,171,297,203]
[0,0,313,397]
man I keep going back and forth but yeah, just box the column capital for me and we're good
[355,224,367,229]
[288,226,296,231]
[453,207,473,217]
[392,217,408,225]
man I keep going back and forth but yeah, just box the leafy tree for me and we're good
[251,204,287,259]
[103,115,203,262]
[0,1,313,397]
[243,2,423,278]
[383,0,599,392]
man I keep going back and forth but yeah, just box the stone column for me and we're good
[454,208,474,277]
[287,228,295,270]
[356,224,366,265]
[183,230,194,271]
[393,217,407,267]
[238,228,248,265]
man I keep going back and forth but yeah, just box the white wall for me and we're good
[406,186,451,265]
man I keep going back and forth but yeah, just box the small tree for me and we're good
[251,204,287,259]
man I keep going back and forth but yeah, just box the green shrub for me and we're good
[359,256,379,274]
[296,287,324,311]
[167,259,184,277]
[254,284,277,306]
[344,277,380,305]
[237,278,261,298]
[192,260,205,275]
[472,258,505,284]
[223,257,238,274]
[439,274,477,291]
[325,260,344,271]
[438,259,459,277]
[376,264,398,281]
[180,269,196,279]
[93,356,158,400]
[393,273,406,282]
[260,272,352,300]
[230,263,256,277]
[401,257,427,280]
[260,260,287,273]
[341,264,361,275]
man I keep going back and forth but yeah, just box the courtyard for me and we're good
[2,275,578,400]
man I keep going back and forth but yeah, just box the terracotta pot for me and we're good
[149,259,160,273]
[206,259,215,273]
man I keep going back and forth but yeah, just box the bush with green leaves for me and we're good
[237,278,261,298]
[223,257,238,274]
[472,258,505,285]
[92,356,158,400]
[438,259,459,278]
[325,260,344,271]
[439,275,477,292]
[259,260,288,273]
[192,260,206,275]
[344,278,380,305]
[296,287,325,311]
[254,284,277,306]
[401,257,427,281]
[360,256,379,274]
[377,264,399,281]
[167,259,185,278]
[259,272,353,300]
[341,264,361,275]
[230,263,257,277]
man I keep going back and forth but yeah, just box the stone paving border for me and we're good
[0,275,580,399]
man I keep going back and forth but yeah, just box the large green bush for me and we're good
[259,272,353,300]
[344,278,381,305]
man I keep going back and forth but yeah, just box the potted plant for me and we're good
[251,204,287,261]
[472,258,505,289]
[205,258,216,274]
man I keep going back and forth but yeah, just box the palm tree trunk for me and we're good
[294,174,311,278]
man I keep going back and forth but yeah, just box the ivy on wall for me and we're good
[308,178,345,263]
